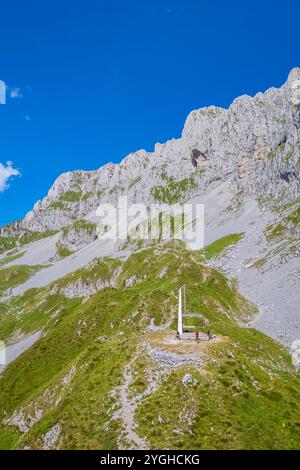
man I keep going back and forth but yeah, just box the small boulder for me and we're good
[182,374,194,386]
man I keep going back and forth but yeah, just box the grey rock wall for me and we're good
[3,68,299,234]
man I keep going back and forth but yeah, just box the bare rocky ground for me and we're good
[117,352,150,450]
[203,190,300,349]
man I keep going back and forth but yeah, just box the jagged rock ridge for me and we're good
[2,68,299,234]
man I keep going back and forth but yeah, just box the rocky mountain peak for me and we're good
[1,68,299,235]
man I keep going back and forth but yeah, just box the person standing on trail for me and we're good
[176,331,180,340]
[195,331,199,342]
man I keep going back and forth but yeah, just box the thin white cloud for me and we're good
[0,161,21,192]
[0,80,6,104]
[10,87,23,99]
[164,6,184,14]
[25,115,31,121]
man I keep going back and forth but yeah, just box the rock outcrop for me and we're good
[57,220,98,253]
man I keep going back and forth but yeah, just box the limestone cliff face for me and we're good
[6,68,300,233]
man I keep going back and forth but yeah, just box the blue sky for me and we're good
[0,0,299,226]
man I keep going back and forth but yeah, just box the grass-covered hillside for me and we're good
[0,265,44,297]
[0,230,57,255]
[0,241,299,450]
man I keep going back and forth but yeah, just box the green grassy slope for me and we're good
[0,265,44,296]
[202,233,244,260]
[0,230,57,255]
[0,242,299,450]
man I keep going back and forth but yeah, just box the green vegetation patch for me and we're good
[0,265,43,296]
[285,206,300,226]
[202,233,244,259]
[0,230,58,255]
[53,257,121,291]
[265,223,287,241]
[81,192,93,202]
[136,351,300,449]
[151,176,197,204]
[265,202,300,242]
[48,201,66,210]
[0,289,81,343]
[0,237,17,254]
[0,251,25,267]
[59,191,82,203]
[56,242,73,258]
[0,241,299,450]
[67,220,97,235]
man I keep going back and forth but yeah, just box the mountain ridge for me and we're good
[1,68,299,349]
[0,68,300,450]
[2,68,300,235]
